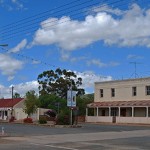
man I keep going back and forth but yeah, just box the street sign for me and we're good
[67,90,76,107]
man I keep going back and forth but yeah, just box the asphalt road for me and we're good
[0,123,150,150]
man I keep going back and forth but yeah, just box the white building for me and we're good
[86,77,150,124]
[0,98,49,121]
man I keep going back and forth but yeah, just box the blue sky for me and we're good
[0,0,150,98]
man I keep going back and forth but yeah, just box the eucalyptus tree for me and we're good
[37,68,85,98]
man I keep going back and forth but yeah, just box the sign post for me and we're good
[67,90,76,125]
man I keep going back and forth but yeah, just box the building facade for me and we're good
[86,77,150,124]
[0,98,49,121]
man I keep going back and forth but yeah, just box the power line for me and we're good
[0,0,108,34]
[0,0,140,42]
[0,0,83,29]
[0,46,110,80]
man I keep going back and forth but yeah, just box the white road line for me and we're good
[30,143,79,150]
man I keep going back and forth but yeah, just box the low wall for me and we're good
[116,117,150,124]
[86,116,113,123]
[86,116,150,124]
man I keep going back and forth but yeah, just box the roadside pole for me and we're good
[70,81,73,125]
[67,80,76,125]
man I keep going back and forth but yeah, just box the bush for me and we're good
[38,117,47,124]
[9,116,15,122]
[56,114,70,125]
[23,117,33,123]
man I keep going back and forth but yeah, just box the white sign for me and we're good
[67,90,76,107]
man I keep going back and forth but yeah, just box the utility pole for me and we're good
[11,86,14,116]
[70,80,73,125]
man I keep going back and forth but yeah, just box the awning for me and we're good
[87,100,150,108]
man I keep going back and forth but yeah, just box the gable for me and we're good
[0,98,24,108]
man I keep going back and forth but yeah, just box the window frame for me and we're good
[111,88,115,97]
[100,89,103,98]
[132,86,137,96]
[146,86,150,95]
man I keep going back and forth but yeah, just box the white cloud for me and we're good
[90,4,124,15]
[9,39,27,53]
[0,54,23,80]
[127,54,144,60]
[60,50,87,62]
[87,59,119,67]
[76,71,112,92]
[11,0,24,9]
[0,81,39,98]
[13,81,39,96]
[0,72,112,98]
[31,4,150,51]
[0,0,24,10]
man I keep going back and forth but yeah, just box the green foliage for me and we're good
[77,93,94,116]
[39,94,67,113]
[24,90,39,117]
[56,109,70,125]
[37,68,85,98]
[13,92,21,98]
[38,117,47,124]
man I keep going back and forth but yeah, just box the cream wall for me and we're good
[14,99,25,108]
[94,78,150,102]
[14,108,27,120]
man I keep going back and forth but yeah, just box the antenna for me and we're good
[130,62,142,78]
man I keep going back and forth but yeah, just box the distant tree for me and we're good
[39,94,67,114]
[13,92,21,98]
[37,68,85,98]
[24,90,39,117]
[77,94,94,116]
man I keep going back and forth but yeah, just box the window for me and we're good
[132,87,136,96]
[111,108,118,116]
[111,88,115,97]
[146,86,150,95]
[100,89,103,98]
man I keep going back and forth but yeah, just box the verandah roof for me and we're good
[87,100,150,108]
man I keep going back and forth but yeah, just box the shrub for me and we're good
[38,117,47,124]
[23,117,33,123]
[56,114,70,125]
[9,116,15,122]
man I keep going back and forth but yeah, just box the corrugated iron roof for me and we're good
[0,98,24,108]
[87,100,150,108]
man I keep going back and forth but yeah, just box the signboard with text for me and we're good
[67,90,76,107]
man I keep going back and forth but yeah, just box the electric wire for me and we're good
[0,46,110,80]
[0,0,141,41]
[0,0,108,34]
[0,0,147,78]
